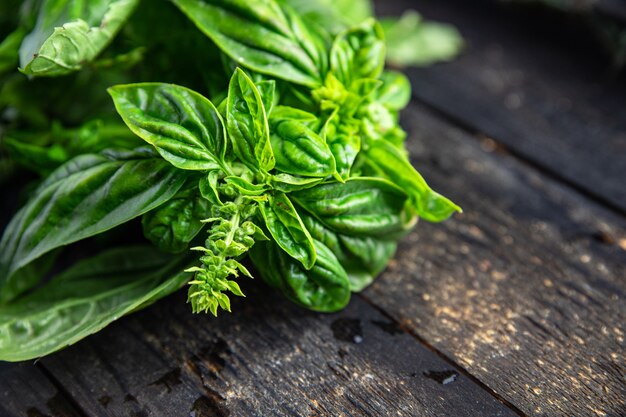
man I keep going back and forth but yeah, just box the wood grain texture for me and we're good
[364,102,626,417]
[37,287,516,417]
[0,363,83,417]
[376,0,626,213]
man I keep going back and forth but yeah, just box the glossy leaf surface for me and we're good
[324,115,360,179]
[20,0,139,76]
[109,83,226,171]
[142,185,211,253]
[301,212,397,292]
[227,68,274,172]
[0,247,191,361]
[292,177,413,238]
[255,79,276,115]
[259,192,316,269]
[171,0,326,87]
[365,140,461,222]
[270,118,336,178]
[250,239,350,312]
[0,150,186,303]
[270,173,323,193]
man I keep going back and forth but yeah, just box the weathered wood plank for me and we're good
[377,0,626,213]
[0,363,83,417]
[364,102,626,417]
[36,287,517,417]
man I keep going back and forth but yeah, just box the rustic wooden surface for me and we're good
[366,102,626,417]
[35,290,517,417]
[2,1,625,416]
[394,0,626,213]
[0,363,81,417]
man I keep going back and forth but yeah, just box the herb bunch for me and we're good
[0,0,460,361]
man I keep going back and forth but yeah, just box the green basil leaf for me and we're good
[278,0,372,34]
[270,173,323,193]
[255,79,276,115]
[198,170,223,205]
[270,105,318,126]
[0,246,191,362]
[108,83,226,171]
[19,0,140,76]
[224,176,269,196]
[330,18,385,87]
[364,140,461,222]
[259,192,316,269]
[339,234,396,291]
[171,0,327,87]
[270,118,336,178]
[301,212,397,292]
[376,70,412,111]
[323,114,360,179]
[360,100,406,146]
[227,68,274,172]
[327,130,360,180]
[142,185,211,253]
[250,239,350,312]
[349,77,382,97]
[292,177,414,238]
[0,150,187,303]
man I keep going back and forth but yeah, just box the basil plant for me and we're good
[0,0,460,361]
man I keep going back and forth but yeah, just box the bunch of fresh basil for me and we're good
[0,0,461,362]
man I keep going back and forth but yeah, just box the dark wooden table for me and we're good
[2,1,625,416]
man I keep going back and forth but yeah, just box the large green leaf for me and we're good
[254,79,276,115]
[323,114,360,179]
[259,192,316,269]
[300,212,396,292]
[270,173,322,193]
[364,140,461,222]
[292,177,414,238]
[142,184,211,253]
[376,70,412,111]
[109,83,227,171]
[19,0,140,76]
[250,239,350,312]
[171,0,327,87]
[270,118,336,178]
[227,68,274,172]
[0,150,187,303]
[278,0,372,34]
[0,246,191,362]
